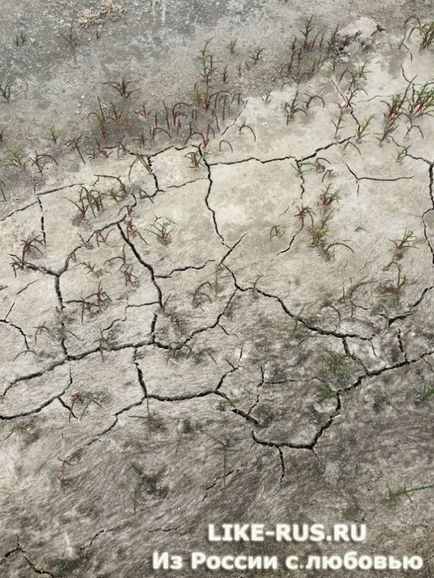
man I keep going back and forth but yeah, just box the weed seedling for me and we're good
[304,93,325,112]
[34,318,80,345]
[0,79,13,103]
[1,145,26,169]
[87,282,111,311]
[261,89,272,104]
[300,15,315,50]
[313,157,334,182]
[146,216,174,246]
[378,86,411,143]
[70,391,105,420]
[59,23,79,48]
[128,152,151,180]
[415,383,434,406]
[185,150,204,169]
[0,180,6,201]
[355,115,375,142]
[89,97,109,138]
[388,229,416,264]
[238,121,256,141]
[47,126,60,144]
[322,349,350,382]
[228,38,238,54]
[294,205,315,230]
[30,153,58,175]
[310,223,329,248]
[123,213,148,245]
[130,465,168,512]
[14,31,27,48]
[386,481,434,506]
[332,107,347,138]
[284,89,307,123]
[396,144,411,164]
[9,232,45,275]
[103,76,138,99]
[405,16,434,50]
[80,260,103,277]
[319,185,341,207]
[203,432,235,490]
[322,386,338,400]
[65,135,86,164]
[79,283,111,321]
[76,185,105,218]
[94,329,116,360]
[22,233,45,256]
[68,196,88,225]
[338,278,374,317]
[249,47,265,65]
[191,281,213,308]
[406,81,434,123]
[105,244,138,286]
[218,139,233,152]
[379,263,408,303]
[270,224,284,240]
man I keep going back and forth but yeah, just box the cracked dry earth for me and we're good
[2,12,434,578]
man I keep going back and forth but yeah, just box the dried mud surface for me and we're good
[1,1,434,577]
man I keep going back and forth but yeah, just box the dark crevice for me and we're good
[0,368,73,421]
[0,201,38,224]
[202,156,229,246]
[155,259,215,279]
[117,223,163,308]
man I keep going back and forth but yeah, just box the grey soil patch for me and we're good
[1,1,434,577]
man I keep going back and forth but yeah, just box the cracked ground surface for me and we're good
[1,1,434,576]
